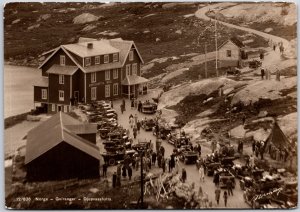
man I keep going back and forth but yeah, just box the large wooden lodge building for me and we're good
[34,37,148,113]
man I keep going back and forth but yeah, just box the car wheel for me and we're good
[108,158,116,166]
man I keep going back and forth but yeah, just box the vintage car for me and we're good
[227,67,241,76]
[142,119,156,131]
[102,149,136,166]
[153,125,172,140]
[178,148,198,164]
[141,102,157,114]
[217,168,236,188]
[249,60,262,69]
[240,169,264,190]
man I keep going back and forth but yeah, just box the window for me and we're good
[85,57,91,66]
[113,53,118,62]
[52,104,55,112]
[140,64,143,75]
[113,69,118,79]
[105,70,110,80]
[126,64,131,76]
[91,72,96,83]
[105,85,110,98]
[64,105,68,113]
[113,83,118,96]
[104,55,109,63]
[59,90,64,101]
[41,89,47,100]
[59,75,64,84]
[95,56,100,65]
[129,50,134,61]
[227,50,232,57]
[91,87,97,100]
[132,63,137,75]
[60,55,65,66]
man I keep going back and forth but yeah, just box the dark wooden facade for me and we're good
[26,142,100,182]
[34,40,144,114]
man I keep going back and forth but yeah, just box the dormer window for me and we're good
[60,55,65,66]
[95,56,100,65]
[129,50,134,61]
[85,57,91,66]
[104,55,109,64]
[113,53,118,62]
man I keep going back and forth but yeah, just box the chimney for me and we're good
[87,43,93,49]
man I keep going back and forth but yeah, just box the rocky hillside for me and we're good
[4,2,268,68]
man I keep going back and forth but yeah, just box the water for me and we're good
[4,65,41,118]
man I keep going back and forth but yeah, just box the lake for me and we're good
[4,65,41,118]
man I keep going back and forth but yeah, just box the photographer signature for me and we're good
[253,187,283,201]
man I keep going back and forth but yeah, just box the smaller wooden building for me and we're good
[25,112,100,181]
[217,37,245,68]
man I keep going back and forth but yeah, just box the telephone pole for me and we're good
[215,15,218,77]
[205,42,207,78]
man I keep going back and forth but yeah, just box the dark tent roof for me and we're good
[266,122,290,149]
[25,112,99,164]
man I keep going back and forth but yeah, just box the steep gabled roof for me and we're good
[25,112,99,164]
[266,122,291,149]
[218,37,245,50]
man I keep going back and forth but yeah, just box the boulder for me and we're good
[82,24,96,32]
[264,28,273,33]
[175,30,182,35]
[37,14,51,22]
[12,19,20,24]
[73,13,101,24]
[27,24,40,30]
[156,38,161,42]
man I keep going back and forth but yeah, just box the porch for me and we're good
[121,75,149,99]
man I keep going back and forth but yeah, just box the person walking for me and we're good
[138,101,143,112]
[181,168,187,183]
[120,103,124,114]
[133,125,137,139]
[170,154,175,172]
[223,191,228,207]
[129,116,134,128]
[131,99,134,110]
[128,166,132,180]
[215,185,221,205]
[161,158,166,173]
[122,99,126,109]
[199,165,205,182]
[226,180,233,196]
[102,163,108,177]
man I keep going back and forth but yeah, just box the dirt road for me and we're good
[195,3,294,59]
[103,89,250,208]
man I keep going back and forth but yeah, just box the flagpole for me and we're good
[215,15,218,77]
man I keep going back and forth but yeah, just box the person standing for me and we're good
[276,68,281,81]
[152,151,157,166]
[261,68,265,80]
[181,168,187,183]
[133,125,137,139]
[120,103,124,114]
[112,172,117,188]
[161,158,166,173]
[110,100,113,108]
[102,163,108,177]
[199,165,205,182]
[215,185,221,205]
[138,101,142,112]
[131,99,134,110]
[213,171,220,187]
[250,155,255,168]
[223,191,228,207]
[128,166,132,180]
[137,120,141,134]
[170,154,175,172]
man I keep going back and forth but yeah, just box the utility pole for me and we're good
[140,150,144,208]
[205,42,207,78]
[215,14,218,77]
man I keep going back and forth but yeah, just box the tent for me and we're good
[266,121,291,149]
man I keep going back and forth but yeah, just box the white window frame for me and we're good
[129,50,134,61]
[132,63,137,75]
[41,89,47,100]
[91,87,97,100]
[113,83,118,96]
[126,64,131,76]
[52,104,55,112]
[85,57,91,66]
[113,69,118,79]
[60,55,65,66]
[140,64,143,75]
[59,74,64,84]
[59,90,64,101]
[64,105,68,113]
[113,53,118,62]
[95,56,100,65]
[105,85,110,98]
[105,70,110,81]
[91,72,96,83]
[104,55,109,64]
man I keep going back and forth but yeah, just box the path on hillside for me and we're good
[195,3,295,59]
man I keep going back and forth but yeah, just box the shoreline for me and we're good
[4,60,39,68]
[4,112,31,130]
